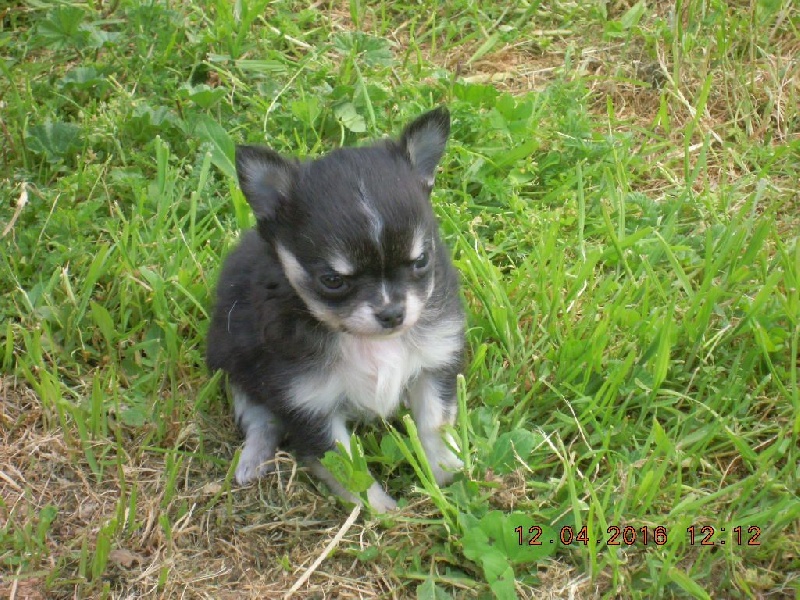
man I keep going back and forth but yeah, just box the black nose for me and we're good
[375,304,405,329]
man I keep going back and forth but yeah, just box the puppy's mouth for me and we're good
[341,320,415,339]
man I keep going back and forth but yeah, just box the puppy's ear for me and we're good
[399,107,450,188]
[235,145,295,221]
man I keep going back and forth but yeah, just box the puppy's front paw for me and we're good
[430,449,463,487]
[366,483,398,513]
[235,441,276,486]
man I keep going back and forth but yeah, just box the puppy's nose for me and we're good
[375,304,405,329]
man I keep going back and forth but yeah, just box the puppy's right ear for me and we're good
[235,145,295,221]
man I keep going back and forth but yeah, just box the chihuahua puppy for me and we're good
[206,107,465,512]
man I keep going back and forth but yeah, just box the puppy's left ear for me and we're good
[399,107,450,188]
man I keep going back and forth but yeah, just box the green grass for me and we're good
[1,0,798,598]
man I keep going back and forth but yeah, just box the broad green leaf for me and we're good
[194,115,236,180]
[416,579,452,600]
[487,428,541,473]
[334,102,367,133]
[58,67,108,93]
[26,121,82,163]
[620,0,647,29]
[333,32,394,67]
[90,301,116,347]
[34,7,90,50]
[462,511,556,566]
[481,553,516,600]
[179,83,226,109]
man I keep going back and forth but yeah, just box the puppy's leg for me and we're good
[233,385,285,485]
[308,413,398,513]
[408,372,463,486]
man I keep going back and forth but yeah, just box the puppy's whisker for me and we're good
[226,300,237,333]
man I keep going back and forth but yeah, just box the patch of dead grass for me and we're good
[1,376,585,597]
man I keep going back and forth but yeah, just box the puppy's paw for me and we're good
[430,449,463,487]
[234,441,276,486]
[366,483,398,513]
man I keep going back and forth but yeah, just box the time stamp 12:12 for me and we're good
[515,525,762,547]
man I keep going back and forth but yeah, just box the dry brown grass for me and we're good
[1,374,594,598]
[0,376,391,598]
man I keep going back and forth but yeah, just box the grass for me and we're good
[1,0,798,597]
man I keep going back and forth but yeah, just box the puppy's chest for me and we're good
[290,335,425,419]
[337,336,421,418]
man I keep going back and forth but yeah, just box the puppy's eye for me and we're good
[412,252,430,271]
[319,274,347,291]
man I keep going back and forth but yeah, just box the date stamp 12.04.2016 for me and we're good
[515,525,762,547]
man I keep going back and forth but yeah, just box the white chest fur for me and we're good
[338,334,421,418]
[288,318,463,420]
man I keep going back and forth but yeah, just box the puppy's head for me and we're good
[235,107,451,337]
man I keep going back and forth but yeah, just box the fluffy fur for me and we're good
[207,107,465,512]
